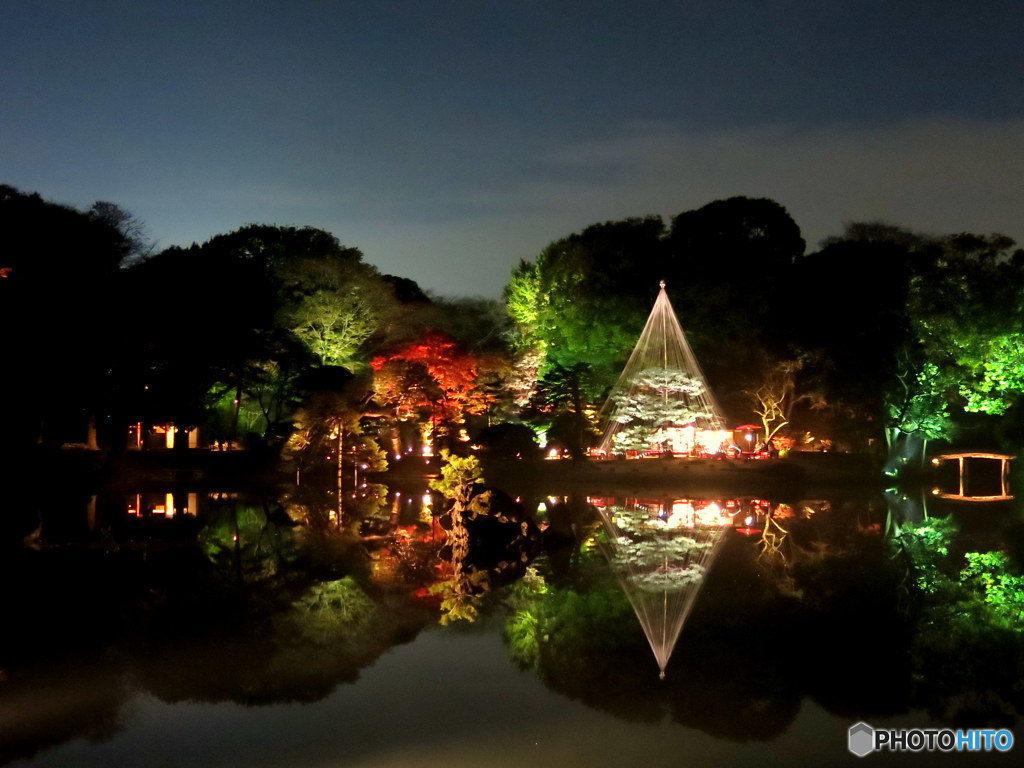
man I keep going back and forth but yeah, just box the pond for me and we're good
[2,477,1022,767]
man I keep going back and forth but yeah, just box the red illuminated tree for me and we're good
[371,331,485,426]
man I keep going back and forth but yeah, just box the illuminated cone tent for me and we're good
[598,282,727,455]
[594,498,730,679]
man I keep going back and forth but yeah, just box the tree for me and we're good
[87,201,153,265]
[371,331,483,422]
[663,196,806,378]
[116,224,399,448]
[371,331,486,452]
[282,369,386,480]
[665,196,806,280]
[791,225,1024,456]
[505,217,664,395]
[787,223,932,449]
[908,234,1024,419]
[115,238,288,441]
[0,185,136,450]
[746,357,809,445]
[608,368,712,453]
[504,200,807,426]
[285,283,378,368]
[525,363,601,458]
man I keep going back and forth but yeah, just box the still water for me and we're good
[2,481,1021,767]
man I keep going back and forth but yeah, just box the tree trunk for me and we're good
[86,414,99,450]
[228,381,244,448]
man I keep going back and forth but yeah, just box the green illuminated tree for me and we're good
[505,217,662,393]
[789,225,1024,452]
[905,232,1024,427]
[504,199,807,426]
[896,517,1024,721]
[285,284,378,368]
[526,362,601,458]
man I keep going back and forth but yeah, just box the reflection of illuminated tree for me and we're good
[501,551,808,734]
[198,500,298,583]
[596,502,727,678]
[136,576,433,707]
[503,564,659,720]
[273,577,376,646]
[429,453,539,624]
[609,534,710,590]
[907,517,1024,625]
[764,512,1024,723]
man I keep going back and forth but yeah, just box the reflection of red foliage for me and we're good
[395,524,435,543]
[413,587,441,603]
[773,504,795,519]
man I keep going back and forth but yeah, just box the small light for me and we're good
[931,488,940,495]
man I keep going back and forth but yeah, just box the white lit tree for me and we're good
[609,367,711,453]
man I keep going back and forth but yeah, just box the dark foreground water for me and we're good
[2,481,1022,767]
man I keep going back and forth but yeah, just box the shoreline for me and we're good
[4,447,889,499]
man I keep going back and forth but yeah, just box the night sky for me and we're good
[3,0,1022,298]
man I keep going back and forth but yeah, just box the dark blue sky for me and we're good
[3,1,1022,296]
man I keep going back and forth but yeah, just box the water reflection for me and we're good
[589,497,731,678]
[0,483,441,765]
[504,492,914,737]
[2,479,1023,766]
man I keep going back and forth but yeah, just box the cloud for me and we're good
[473,116,1024,250]
[113,116,1024,301]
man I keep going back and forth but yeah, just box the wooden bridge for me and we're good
[931,452,1014,501]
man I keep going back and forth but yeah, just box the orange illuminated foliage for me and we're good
[371,331,484,421]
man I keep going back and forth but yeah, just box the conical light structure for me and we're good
[598,282,725,453]
[595,499,729,679]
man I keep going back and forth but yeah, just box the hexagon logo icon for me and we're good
[848,722,875,757]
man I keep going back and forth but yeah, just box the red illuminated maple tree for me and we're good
[370,330,484,423]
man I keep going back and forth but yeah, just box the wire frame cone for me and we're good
[599,283,725,452]
[595,502,728,679]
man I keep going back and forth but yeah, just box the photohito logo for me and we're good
[848,722,1014,756]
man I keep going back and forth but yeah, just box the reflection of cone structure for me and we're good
[595,501,728,679]
[598,282,724,453]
